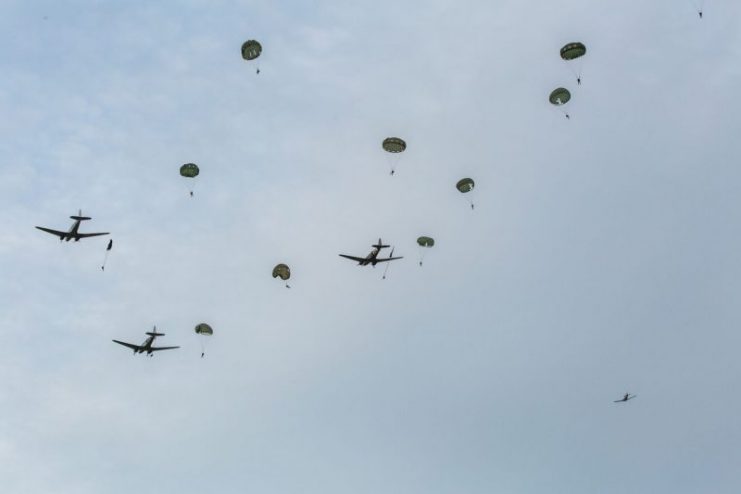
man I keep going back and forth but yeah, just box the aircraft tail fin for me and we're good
[146,325,165,337]
[373,238,391,249]
[70,210,91,221]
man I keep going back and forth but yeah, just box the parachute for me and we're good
[272,263,291,288]
[194,323,213,358]
[549,88,571,119]
[241,40,262,73]
[560,42,586,84]
[179,163,200,197]
[101,239,113,271]
[382,137,406,175]
[456,178,476,210]
[560,42,586,61]
[416,236,435,266]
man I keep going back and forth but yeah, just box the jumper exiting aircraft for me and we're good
[35,210,109,242]
[112,327,180,356]
[339,238,403,266]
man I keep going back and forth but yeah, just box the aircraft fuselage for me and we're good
[62,219,83,241]
[360,248,381,265]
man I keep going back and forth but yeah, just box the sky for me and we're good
[1,0,740,492]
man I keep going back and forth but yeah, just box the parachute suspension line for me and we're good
[386,154,401,175]
[567,63,581,85]
[101,239,113,271]
[382,248,395,279]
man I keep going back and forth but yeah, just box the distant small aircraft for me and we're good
[613,393,636,403]
[35,210,109,242]
[339,238,403,266]
[112,327,180,357]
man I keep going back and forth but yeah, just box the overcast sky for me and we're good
[1,1,740,493]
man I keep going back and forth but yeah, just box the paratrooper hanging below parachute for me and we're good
[549,87,572,119]
[560,42,586,85]
[416,236,435,266]
[241,39,262,74]
[180,163,200,197]
[272,263,291,288]
[195,323,213,358]
[101,239,113,271]
[382,137,406,175]
[456,178,476,210]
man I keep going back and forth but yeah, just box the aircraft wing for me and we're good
[339,254,367,262]
[373,256,403,263]
[76,232,109,238]
[112,340,141,351]
[149,346,180,352]
[35,226,67,238]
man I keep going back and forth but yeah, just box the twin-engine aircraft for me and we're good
[35,210,108,242]
[112,327,180,356]
[339,238,403,266]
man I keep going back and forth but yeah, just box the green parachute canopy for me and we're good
[382,137,406,153]
[560,42,586,61]
[272,263,291,281]
[241,40,262,60]
[194,323,213,336]
[456,178,475,193]
[549,88,571,106]
[180,163,200,178]
[417,236,435,248]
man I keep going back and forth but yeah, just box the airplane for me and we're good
[613,393,636,403]
[35,210,109,242]
[339,238,403,266]
[112,327,180,357]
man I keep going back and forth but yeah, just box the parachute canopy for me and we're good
[241,40,262,60]
[194,323,213,336]
[180,163,200,178]
[549,88,571,106]
[560,42,586,61]
[456,178,475,193]
[382,137,406,153]
[272,263,291,281]
[417,236,435,247]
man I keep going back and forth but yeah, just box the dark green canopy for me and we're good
[549,88,571,106]
[241,40,262,61]
[382,137,406,153]
[194,323,213,336]
[456,178,475,193]
[560,42,586,61]
[417,236,435,248]
[180,163,199,178]
[272,263,291,281]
